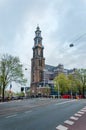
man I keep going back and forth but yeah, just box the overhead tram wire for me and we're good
[22,63,31,69]
[46,32,86,64]
[69,32,86,47]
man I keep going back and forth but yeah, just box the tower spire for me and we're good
[37,24,39,28]
[34,26,42,46]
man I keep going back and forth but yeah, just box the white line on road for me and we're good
[70,116,79,120]
[6,114,17,118]
[24,110,32,114]
[81,109,86,112]
[74,113,82,117]
[82,106,86,110]
[83,106,86,109]
[55,100,76,106]
[64,120,74,125]
[56,125,68,130]
[78,111,84,114]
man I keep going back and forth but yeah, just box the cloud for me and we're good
[0,0,86,70]
[0,0,86,92]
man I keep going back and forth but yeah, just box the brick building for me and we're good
[30,26,76,96]
[30,26,47,96]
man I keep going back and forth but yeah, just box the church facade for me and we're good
[30,26,76,96]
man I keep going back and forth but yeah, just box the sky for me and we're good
[0,0,86,91]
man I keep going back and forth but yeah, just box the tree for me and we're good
[0,54,27,101]
[54,73,69,95]
[67,74,78,97]
[76,69,86,98]
[44,85,50,96]
[0,76,2,96]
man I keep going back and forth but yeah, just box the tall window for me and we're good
[39,60,42,66]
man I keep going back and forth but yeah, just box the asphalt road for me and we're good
[0,98,86,130]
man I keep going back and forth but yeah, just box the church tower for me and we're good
[31,26,45,94]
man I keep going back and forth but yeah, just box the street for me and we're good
[0,98,86,130]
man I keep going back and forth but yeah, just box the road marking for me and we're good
[82,108,86,110]
[55,100,76,106]
[24,110,32,114]
[81,109,86,112]
[74,113,82,117]
[78,111,84,114]
[70,116,79,120]
[6,114,17,118]
[83,106,86,109]
[56,125,68,130]
[56,107,85,130]
[64,120,74,125]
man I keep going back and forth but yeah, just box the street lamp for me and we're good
[0,83,2,97]
[55,81,60,99]
[43,69,46,87]
[57,82,60,99]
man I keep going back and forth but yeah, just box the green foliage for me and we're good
[0,54,27,101]
[0,76,2,95]
[75,69,86,97]
[54,73,69,95]
[16,92,25,97]
[44,86,50,95]
[54,69,86,97]
[68,74,78,94]
[76,69,86,86]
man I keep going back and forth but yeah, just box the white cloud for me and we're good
[0,0,86,92]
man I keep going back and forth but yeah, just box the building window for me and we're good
[38,49,41,56]
[39,60,42,66]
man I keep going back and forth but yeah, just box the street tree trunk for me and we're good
[2,85,5,102]
[82,86,85,98]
